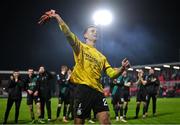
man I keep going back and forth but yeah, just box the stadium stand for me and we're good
[0,62,179,98]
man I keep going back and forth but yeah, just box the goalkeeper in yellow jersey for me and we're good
[38,10,130,124]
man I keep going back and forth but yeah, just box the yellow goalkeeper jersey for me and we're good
[59,23,118,93]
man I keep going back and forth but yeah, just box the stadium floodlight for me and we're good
[145,66,151,69]
[154,67,161,71]
[173,66,180,70]
[136,69,140,72]
[128,68,133,71]
[163,65,170,68]
[93,9,113,26]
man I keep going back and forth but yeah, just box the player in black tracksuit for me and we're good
[24,69,41,123]
[145,69,160,116]
[3,70,24,124]
[37,66,53,121]
[111,72,127,122]
[135,69,147,119]
[56,66,70,122]
[122,71,132,119]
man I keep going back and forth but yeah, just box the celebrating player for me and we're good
[134,69,147,119]
[38,10,130,124]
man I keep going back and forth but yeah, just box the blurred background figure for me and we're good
[3,70,24,124]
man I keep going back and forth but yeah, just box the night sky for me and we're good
[0,0,179,71]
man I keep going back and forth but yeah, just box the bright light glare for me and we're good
[173,66,180,70]
[136,69,140,72]
[128,68,133,71]
[154,68,161,71]
[163,65,170,68]
[145,66,151,69]
[93,10,112,26]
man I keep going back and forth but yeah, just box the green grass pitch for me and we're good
[0,97,180,124]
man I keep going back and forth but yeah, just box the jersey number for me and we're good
[103,98,108,106]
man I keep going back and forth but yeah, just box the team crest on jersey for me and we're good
[77,109,82,115]
[77,103,82,115]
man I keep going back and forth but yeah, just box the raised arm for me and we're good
[38,9,81,55]
[105,58,130,79]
